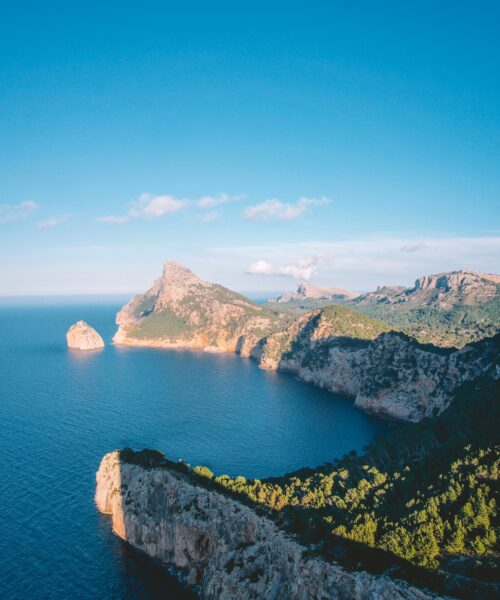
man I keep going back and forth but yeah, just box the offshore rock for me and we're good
[96,451,440,600]
[66,320,104,350]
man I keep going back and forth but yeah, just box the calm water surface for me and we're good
[0,302,388,599]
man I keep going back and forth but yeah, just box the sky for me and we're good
[1,0,499,296]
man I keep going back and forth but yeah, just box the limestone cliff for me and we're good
[114,261,282,355]
[66,320,104,350]
[96,451,440,600]
[257,307,499,421]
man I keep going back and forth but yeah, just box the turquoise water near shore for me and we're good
[0,301,388,599]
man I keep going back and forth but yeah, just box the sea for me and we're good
[0,298,388,599]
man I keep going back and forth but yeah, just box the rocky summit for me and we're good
[113,261,283,354]
[66,320,104,350]
[355,269,500,308]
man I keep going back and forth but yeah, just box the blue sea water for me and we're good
[0,301,388,599]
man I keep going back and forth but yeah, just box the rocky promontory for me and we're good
[66,320,104,350]
[96,450,440,600]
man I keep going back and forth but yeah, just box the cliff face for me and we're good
[114,262,281,354]
[66,320,104,350]
[96,451,439,600]
[258,309,499,421]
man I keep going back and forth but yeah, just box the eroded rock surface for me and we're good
[66,320,104,350]
[96,451,440,600]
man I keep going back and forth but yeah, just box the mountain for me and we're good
[355,269,499,308]
[272,281,358,303]
[114,261,283,354]
[353,270,500,347]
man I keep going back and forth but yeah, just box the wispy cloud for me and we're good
[37,214,71,229]
[197,193,245,209]
[247,253,335,280]
[197,211,219,222]
[244,196,330,221]
[97,193,186,223]
[0,200,39,224]
[211,235,500,291]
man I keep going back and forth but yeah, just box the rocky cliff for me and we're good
[355,270,499,308]
[257,307,499,421]
[96,450,440,600]
[66,320,104,350]
[114,262,283,355]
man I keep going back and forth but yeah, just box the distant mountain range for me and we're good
[269,269,500,347]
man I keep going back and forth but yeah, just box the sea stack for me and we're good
[66,321,104,350]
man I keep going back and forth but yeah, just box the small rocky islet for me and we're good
[66,320,104,350]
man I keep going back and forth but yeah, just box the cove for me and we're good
[0,301,388,599]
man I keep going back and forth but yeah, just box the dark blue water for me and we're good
[0,302,388,599]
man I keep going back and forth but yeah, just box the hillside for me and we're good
[353,270,500,347]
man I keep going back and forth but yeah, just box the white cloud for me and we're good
[37,214,71,229]
[244,197,330,221]
[247,253,335,280]
[0,200,39,224]
[197,193,245,208]
[211,235,500,292]
[97,193,186,223]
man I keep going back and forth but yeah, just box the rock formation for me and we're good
[66,320,104,350]
[273,281,358,303]
[114,261,282,355]
[355,269,499,308]
[96,451,440,600]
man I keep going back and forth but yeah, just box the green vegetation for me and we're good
[129,308,195,339]
[354,298,500,348]
[195,377,499,582]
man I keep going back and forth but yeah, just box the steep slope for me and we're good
[96,449,440,600]
[257,306,499,421]
[114,262,283,354]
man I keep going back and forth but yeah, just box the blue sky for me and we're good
[1,1,499,295]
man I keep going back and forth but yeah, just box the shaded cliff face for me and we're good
[66,320,104,350]
[258,309,499,421]
[96,451,439,600]
[114,262,282,354]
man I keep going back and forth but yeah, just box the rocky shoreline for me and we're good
[96,451,442,600]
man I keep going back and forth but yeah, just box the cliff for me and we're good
[114,261,282,355]
[258,307,499,421]
[66,320,104,350]
[355,270,499,309]
[96,451,440,600]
